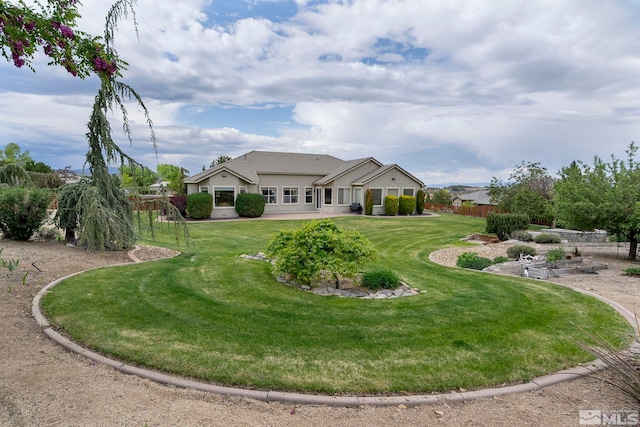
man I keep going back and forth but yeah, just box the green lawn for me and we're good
[41,214,631,394]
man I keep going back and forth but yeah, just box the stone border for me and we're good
[31,246,635,407]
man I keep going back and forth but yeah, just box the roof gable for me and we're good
[314,157,382,185]
[353,164,425,187]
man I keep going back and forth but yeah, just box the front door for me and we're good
[353,187,362,205]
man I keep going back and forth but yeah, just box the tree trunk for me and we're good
[629,234,638,261]
[65,229,76,244]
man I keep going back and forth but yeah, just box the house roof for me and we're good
[454,190,493,205]
[184,150,425,188]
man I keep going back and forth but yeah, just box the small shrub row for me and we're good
[534,233,561,244]
[486,213,530,241]
[362,269,400,289]
[456,252,509,271]
[506,245,537,259]
[510,230,534,242]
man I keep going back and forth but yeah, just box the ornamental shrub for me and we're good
[510,229,534,242]
[265,219,376,286]
[486,212,530,241]
[187,192,213,219]
[0,186,52,241]
[362,269,399,290]
[416,189,426,214]
[534,233,561,244]
[456,252,494,270]
[169,194,187,217]
[493,255,509,264]
[235,193,265,218]
[364,189,373,215]
[545,247,565,262]
[385,195,399,216]
[398,195,415,215]
[506,245,537,259]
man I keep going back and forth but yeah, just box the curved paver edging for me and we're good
[31,246,633,407]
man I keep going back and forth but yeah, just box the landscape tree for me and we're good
[157,163,186,194]
[209,155,232,168]
[2,0,188,249]
[488,161,555,223]
[554,143,640,260]
[0,142,31,166]
[431,188,453,205]
[0,142,62,188]
[119,164,158,190]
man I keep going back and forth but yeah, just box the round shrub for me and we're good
[510,229,534,242]
[187,192,213,219]
[456,252,494,270]
[235,193,265,218]
[493,255,509,264]
[506,245,537,259]
[0,186,52,241]
[545,247,565,262]
[486,213,530,241]
[534,233,561,244]
[398,195,416,215]
[362,269,400,289]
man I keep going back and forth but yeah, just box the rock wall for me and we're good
[540,228,607,243]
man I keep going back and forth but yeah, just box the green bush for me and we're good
[534,233,561,244]
[506,245,537,259]
[510,229,534,242]
[235,193,265,218]
[398,195,415,215]
[456,252,494,270]
[362,269,400,290]
[493,256,509,264]
[384,195,399,216]
[545,247,565,262]
[415,189,425,214]
[0,186,52,241]
[486,213,530,241]
[623,267,640,276]
[266,219,376,286]
[187,192,213,219]
[364,189,373,216]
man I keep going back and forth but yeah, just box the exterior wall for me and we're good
[255,173,323,214]
[321,160,381,214]
[363,171,421,215]
[186,173,247,219]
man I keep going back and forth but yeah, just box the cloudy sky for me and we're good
[2,0,640,186]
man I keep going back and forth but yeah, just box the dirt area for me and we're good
[1,238,639,426]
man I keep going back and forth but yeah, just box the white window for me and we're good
[283,187,299,204]
[324,188,333,205]
[387,188,400,197]
[371,188,383,206]
[199,186,209,193]
[305,187,313,204]
[261,186,277,204]
[337,187,350,205]
[403,188,415,197]
[214,187,235,207]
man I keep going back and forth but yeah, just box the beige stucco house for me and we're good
[184,150,425,219]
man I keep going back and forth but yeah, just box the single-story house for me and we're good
[452,190,493,207]
[184,150,425,218]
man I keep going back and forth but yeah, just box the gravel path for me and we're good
[0,239,638,426]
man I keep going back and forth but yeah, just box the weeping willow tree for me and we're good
[1,0,189,249]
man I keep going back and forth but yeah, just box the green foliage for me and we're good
[510,229,534,242]
[623,267,640,276]
[209,155,232,168]
[398,195,415,215]
[0,248,19,272]
[486,212,530,241]
[431,188,453,205]
[384,195,398,216]
[0,143,62,188]
[364,188,373,215]
[157,164,186,194]
[235,193,265,218]
[555,142,640,260]
[415,189,425,214]
[456,252,495,270]
[489,161,555,223]
[0,186,51,241]
[265,219,376,286]
[119,164,158,190]
[534,233,561,244]
[545,247,565,262]
[493,256,509,264]
[506,245,537,259]
[362,269,399,290]
[187,193,213,219]
[169,195,187,217]
[0,142,31,166]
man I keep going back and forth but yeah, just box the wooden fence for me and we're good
[425,203,496,218]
